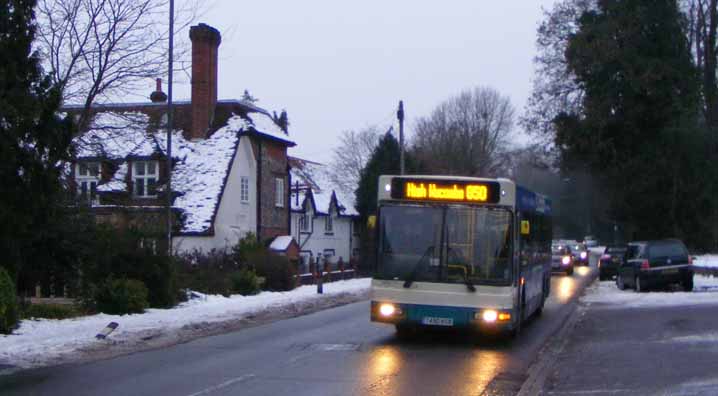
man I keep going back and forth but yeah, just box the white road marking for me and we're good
[186,374,256,396]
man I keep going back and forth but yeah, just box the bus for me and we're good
[370,175,552,336]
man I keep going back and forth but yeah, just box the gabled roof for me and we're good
[71,100,294,235]
[289,157,358,217]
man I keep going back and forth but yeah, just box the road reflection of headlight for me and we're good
[558,277,574,302]
[576,266,590,276]
[371,348,399,377]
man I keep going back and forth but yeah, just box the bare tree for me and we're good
[412,86,515,177]
[35,0,200,130]
[685,0,718,131]
[521,0,594,143]
[327,126,381,197]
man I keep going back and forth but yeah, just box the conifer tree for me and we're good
[0,0,74,279]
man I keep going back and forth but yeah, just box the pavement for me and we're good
[542,281,718,396]
[0,264,598,396]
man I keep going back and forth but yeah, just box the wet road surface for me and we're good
[0,267,597,396]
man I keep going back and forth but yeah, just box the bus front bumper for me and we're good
[370,301,516,332]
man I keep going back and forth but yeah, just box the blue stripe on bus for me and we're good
[517,186,552,215]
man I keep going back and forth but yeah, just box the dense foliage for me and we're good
[531,0,717,249]
[0,0,74,280]
[0,268,19,334]
[231,269,261,296]
[95,278,149,315]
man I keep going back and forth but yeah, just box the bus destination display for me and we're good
[391,178,501,204]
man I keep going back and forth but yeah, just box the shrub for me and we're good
[251,251,297,292]
[175,248,238,296]
[0,268,19,334]
[95,278,149,315]
[231,269,261,296]
[77,228,179,309]
[231,232,264,266]
[21,303,83,320]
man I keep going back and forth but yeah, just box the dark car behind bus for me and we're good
[599,245,627,280]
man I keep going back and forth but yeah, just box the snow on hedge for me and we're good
[0,278,370,370]
[694,255,718,268]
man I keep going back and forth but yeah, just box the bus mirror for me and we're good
[367,215,376,229]
[521,220,530,235]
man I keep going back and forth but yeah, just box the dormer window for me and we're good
[133,161,158,197]
[76,162,100,203]
[299,214,311,232]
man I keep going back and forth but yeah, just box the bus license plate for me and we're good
[422,317,453,326]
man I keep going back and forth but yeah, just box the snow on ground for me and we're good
[0,278,370,370]
[582,275,718,308]
[694,254,718,268]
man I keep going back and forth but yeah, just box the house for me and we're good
[288,157,361,273]
[66,23,295,254]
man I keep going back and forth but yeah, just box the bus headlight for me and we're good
[379,303,397,317]
[482,310,498,323]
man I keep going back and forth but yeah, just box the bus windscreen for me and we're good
[377,204,512,285]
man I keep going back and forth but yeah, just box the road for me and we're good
[0,266,597,396]
[544,283,718,396]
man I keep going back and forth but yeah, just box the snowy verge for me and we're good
[0,278,370,371]
[694,254,718,268]
[582,275,718,308]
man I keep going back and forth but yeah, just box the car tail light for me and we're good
[640,260,650,270]
[688,256,693,265]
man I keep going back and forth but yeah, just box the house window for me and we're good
[275,177,284,207]
[299,214,311,232]
[133,161,158,197]
[76,162,100,203]
[240,176,249,203]
[325,216,333,234]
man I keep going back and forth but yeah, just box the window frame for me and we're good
[324,215,333,234]
[132,160,159,198]
[76,162,100,204]
[275,177,285,208]
[240,176,250,203]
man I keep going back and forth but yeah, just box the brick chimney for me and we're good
[189,23,221,140]
[150,78,167,103]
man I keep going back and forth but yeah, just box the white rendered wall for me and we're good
[291,210,354,268]
[174,136,257,254]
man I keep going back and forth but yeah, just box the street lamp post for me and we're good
[166,0,174,255]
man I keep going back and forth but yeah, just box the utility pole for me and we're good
[397,100,405,175]
[166,0,174,256]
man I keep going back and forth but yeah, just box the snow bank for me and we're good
[0,278,370,370]
[582,275,718,308]
[694,255,718,268]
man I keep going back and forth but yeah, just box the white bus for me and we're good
[370,175,552,336]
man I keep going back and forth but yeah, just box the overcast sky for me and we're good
[160,1,557,163]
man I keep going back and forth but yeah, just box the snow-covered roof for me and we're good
[269,235,295,251]
[289,157,358,217]
[73,107,290,234]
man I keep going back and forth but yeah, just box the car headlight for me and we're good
[580,251,587,259]
[562,256,571,265]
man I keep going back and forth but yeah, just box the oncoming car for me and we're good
[551,242,574,275]
[572,242,589,266]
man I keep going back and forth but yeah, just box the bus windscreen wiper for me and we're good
[403,246,435,288]
[447,247,476,293]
